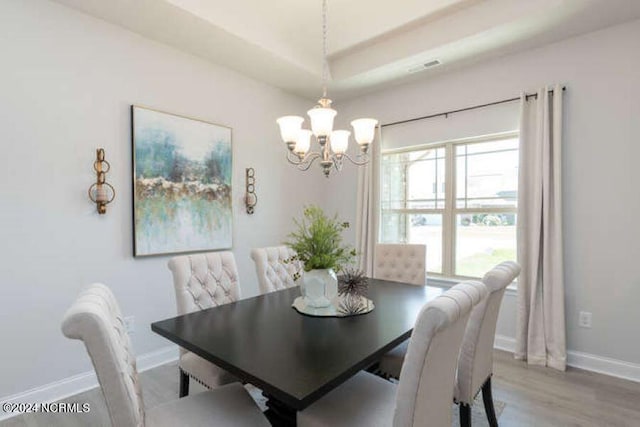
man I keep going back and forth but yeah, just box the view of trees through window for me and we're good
[380,134,518,279]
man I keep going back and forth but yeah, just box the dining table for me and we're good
[151,278,444,426]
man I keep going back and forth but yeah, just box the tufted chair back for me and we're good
[62,284,145,427]
[455,261,521,405]
[168,251,241,317]
[394,281,487,427]
[373,244,426,286]
[250,246,300,294]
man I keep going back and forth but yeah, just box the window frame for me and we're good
[380,131,519,281]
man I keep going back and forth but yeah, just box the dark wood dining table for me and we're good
[151,278,444,426]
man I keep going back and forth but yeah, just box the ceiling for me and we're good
[52,0,640,101]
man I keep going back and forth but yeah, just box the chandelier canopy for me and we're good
[276,0,378,177]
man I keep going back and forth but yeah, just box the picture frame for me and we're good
[131,105,233,257]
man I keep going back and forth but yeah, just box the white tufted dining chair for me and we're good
[61,283,269,427]
[374,243,426,379]
[455,261,521,427]
[297,281,488,427]
[250,245,300,294]
[374,244,426,286]
[168,252,240,397]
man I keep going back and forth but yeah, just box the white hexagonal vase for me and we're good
[301,268,338,308]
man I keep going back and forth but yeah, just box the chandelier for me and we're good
[276,0,378,177]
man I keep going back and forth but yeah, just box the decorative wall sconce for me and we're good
[88,148,115,214]
[245,168,257,214]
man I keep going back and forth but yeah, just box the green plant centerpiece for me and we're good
[286,205,355,308]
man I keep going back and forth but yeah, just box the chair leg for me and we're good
[459,403,471,427]
[481,377,498,427]
[179,370,189,398]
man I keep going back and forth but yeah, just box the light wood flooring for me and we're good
[491,350,640,426]
[3,350,640,426]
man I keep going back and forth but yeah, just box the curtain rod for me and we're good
[380,86,566,128]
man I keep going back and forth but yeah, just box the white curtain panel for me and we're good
[516,84,566,371]
[356,127,381,276]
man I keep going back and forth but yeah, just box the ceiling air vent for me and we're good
[408,60,441,74]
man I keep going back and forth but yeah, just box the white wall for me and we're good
[328,19,640,366]
[0,0,323,398]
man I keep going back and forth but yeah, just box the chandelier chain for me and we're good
[322,0,328,99]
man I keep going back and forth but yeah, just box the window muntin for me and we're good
[381,134,518,279]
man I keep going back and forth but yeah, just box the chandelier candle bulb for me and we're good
[277,116,304,144]
[307,106,337,138]
[351,118,378,146]
[295,129,312,156]
[330,130,350,155]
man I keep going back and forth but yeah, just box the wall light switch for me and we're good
[578,311,592,328]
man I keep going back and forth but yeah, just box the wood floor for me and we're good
[491,350,640,426]
[3,350,640,426]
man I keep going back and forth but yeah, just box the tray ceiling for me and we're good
[52,0,640,100]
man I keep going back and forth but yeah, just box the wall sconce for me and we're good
[245,168,257,214]
[88,148,115,214]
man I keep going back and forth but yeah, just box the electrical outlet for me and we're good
[124,316,135,335]
[578,311,592,328]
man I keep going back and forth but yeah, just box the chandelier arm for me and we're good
[286,150,321,168]
[286,150,304,165]
[286,150,317,165]
[300,151,322,165]
[341,152,370,166]
[297,153,321,171]
[331,154,343,172]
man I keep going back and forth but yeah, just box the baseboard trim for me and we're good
[567,350,640,383]
[494,334,517,353]
[137,345,179,372]
[0,346,178,421]
[494,334,640,383]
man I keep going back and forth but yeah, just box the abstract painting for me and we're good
[132,106,232,256]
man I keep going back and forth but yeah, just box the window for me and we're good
[380,133,518,279]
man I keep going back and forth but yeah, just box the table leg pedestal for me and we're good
[263,392,297,427]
